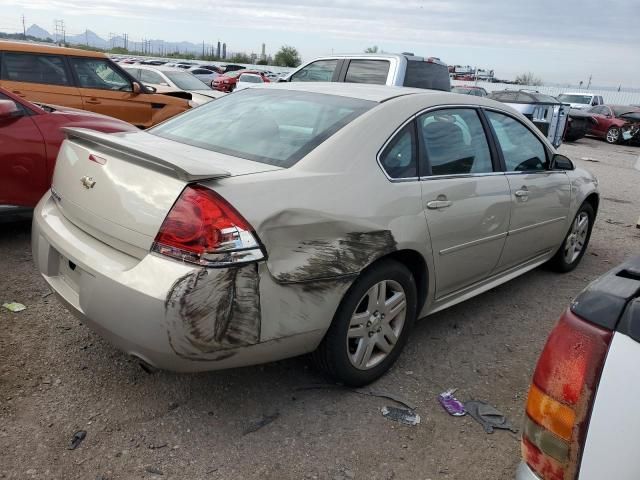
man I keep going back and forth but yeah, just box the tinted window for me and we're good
[151,89,374,168]
[344,60,390,85]
[379,123,417,179]
[290,60,339,82]
[124,68,142,80]
[69,57,131,91]
[490,91,519,103]
[486,111,547,172]
[419,109,493,176]
[0,52,70,86]
[239,74,263,83]
[139,69,164,85]
[558,94,593,104]
[403,61,450,91]
[164,71,208,90]
[192,69,211,75]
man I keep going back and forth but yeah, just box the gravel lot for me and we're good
[1,137,638,480]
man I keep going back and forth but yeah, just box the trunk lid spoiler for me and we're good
[62,127,232,182]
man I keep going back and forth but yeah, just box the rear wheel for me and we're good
[312,260,417,386]
[548,202,595,272]
[605,126,621,144]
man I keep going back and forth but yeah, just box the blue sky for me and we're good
[1,0,638,87]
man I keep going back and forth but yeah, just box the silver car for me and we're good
[32,84,599,386]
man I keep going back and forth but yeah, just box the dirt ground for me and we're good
[1,137,639,480]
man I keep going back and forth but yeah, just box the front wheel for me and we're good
[606,126,621,144]
[548,202,595,272]
[312,260,417,386]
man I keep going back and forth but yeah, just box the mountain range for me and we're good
[24,24,215,55]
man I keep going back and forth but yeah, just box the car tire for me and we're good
[548,202,595,273]
[311,259,417,387]
[605,126,621,144]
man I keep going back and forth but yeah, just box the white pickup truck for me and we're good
[517,256,640,480]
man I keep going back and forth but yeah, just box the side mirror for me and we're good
[132,82,142,94]
[145,85,157,94]
[552,154,574,171]
[0,100,20,119]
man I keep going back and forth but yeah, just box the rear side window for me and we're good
[486,111,547,172]
[69,57,132,91]
[139,69,164,85]
[344,60,390,85]
[403,61,450,91]
[419,109,493,176]
[379,123,417,179]
[0,52,70,86]
[151,88,375,168]
[290,60,339,82]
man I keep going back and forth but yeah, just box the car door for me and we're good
[417,107,512,298]
[485,110,571,271]
[68,56,152,126]
[589,106,610,136]
[0,92,47,207]
[0,51,83,109]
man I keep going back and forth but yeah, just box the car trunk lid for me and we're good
[51,128,280,258]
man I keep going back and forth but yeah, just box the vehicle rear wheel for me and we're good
[548,202,595,273]
[606,126,621,144]
[311,260,417,386]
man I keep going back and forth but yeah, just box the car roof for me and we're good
[0,40,107,58]
[561,92,596,96]
[255,82,444,102]
[128,64,182,73]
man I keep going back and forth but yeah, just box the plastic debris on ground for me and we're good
[380,406,421,426]
[68,430,87,450]
[464,400,517,434]
[438,388,466,416]
[2,302,26,312]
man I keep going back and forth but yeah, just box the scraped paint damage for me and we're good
[273,230,398,291]
[165,264,261,361]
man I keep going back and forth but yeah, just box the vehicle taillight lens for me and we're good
[152,185,265,267]
[522,310,612,479]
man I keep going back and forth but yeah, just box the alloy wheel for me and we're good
[346,280,407,370]
[563,212,590,264]
[606,127,620,144]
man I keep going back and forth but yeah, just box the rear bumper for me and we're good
[515,463,540,480]
[32,192,323,372]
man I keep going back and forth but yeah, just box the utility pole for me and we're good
[123,33,128,51]
[21,14,26,40]
[85,29,88,46]
[586,74,592,90]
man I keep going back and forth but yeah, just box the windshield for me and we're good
[151,89,375,167]
[612,106,640,117]
[558,94,592,104]
[164,71,209,90]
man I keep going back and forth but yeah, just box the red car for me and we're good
[0,88,136,211]
[212,70,271,92]
[587,104,640,144]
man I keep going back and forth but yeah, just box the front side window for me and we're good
[379,123,417,179]
[418,109,493,176]
[290,60,339,82]
[69,57,131,91]
[0,52,70,86]
[486,111,547,172]
[139,69,165,85]
[344,60,390,85]
[151,89,374,168]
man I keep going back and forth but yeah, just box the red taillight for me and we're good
[152,185,264,267]
[522,310,612,479]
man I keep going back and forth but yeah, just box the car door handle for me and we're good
[85,98,101,104]
[514,189,529,198]
[426,200,452,210]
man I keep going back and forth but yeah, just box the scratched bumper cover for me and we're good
[31,193,321,372]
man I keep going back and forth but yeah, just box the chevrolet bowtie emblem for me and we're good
[81,176,96,189]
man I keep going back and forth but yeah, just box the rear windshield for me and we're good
[558,94,592,104]
[403,61,450,91]
[150,89,375,167]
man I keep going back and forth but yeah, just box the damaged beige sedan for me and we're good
[32,83,599,385]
